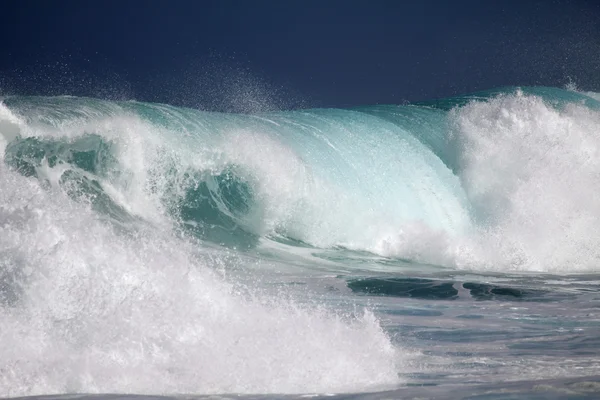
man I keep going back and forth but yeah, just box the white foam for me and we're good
[0,164,400,397]
[448,90,600,272]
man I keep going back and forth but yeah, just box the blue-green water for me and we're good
[1,87,599,399]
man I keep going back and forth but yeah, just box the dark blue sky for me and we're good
[1,0,599,110]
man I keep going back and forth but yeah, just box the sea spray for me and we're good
[447,89,600,271]
[0,163,399,396]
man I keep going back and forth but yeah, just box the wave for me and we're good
[0,154,400,396]
[2,87,600,274]
[2,85,600,396]
[0,97,407,396]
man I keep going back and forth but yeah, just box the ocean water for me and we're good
[1,86,599,399]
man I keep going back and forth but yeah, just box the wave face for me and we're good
[3,87,600,272]
[1,86,600,396]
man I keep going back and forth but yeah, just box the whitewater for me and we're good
[1,86,599,399]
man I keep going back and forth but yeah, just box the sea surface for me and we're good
[1,87,599,399]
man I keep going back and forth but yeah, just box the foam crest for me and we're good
[450,90,600,272]
[0,165,400,397]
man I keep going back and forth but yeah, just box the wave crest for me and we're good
[2,87,600,273]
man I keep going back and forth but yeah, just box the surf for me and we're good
[2,87,600,272]
[2,86,600,397]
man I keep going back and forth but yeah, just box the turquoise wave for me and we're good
[2,86,600,271]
